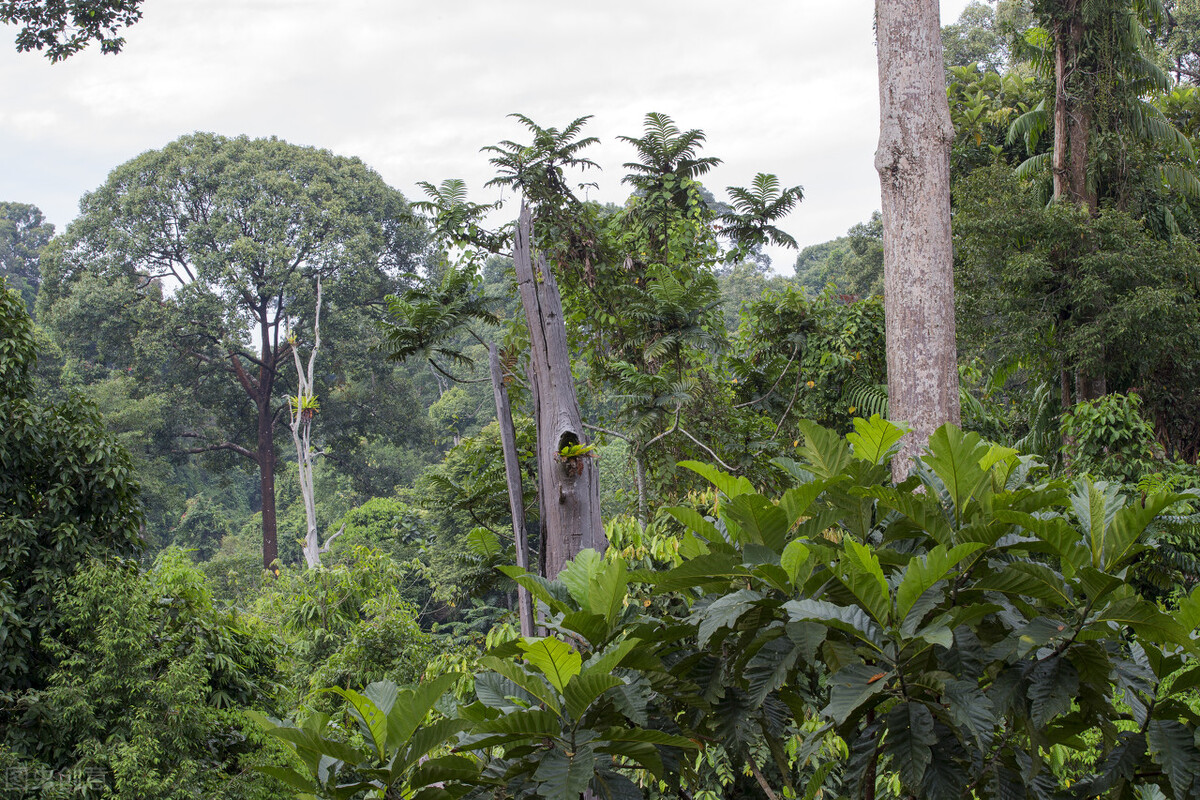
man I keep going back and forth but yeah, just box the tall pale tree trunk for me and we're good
[489,343,535,636]
[513,203,604,578]
[289,279,343,570]
[875,0,961,478]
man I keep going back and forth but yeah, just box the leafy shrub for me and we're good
[1061,391,1161,481]
[4,551,285,800]
[0,278,143,693]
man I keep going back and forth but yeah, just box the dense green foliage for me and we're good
[258,420,1200,800]
[5,5,1200,797]
[0,279,142,692]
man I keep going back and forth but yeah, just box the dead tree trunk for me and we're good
[489,343,535,636]
[875,0,961,479]
[513,203,605,578]
[289,278,343,569]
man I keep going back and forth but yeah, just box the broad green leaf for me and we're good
[323,686,388,758]
[386,673,461,752]
[678,460,754,498]
[780,480,834,526]
[363,680,399,717]
[824,663,892,724]
[563,672,623,720]
[839,539,891,625]
[497,566,574,614]
[256,722,365,771]
[408,754,480,789]
[785,598,884,650]
[1104,492,1185,570]
[1068,480,1122,567]
[533,746,595,800]
[520,637,582,692]
[863,485,954,546]
[746,634,804,705]
[1175,585,1200,633]
[557,611,608,647]
[469,708,561,749]
[694,588,762,646]
[846,414,908,465]
[974,561,1074,606]
[884,702,936,787]
[978,444,1019,474]
[1147,719,1200,797]
[1094,597,1189,645]
[922,425,991,521]
[474,671,534,711]
[781,540,812,587]
[1028,656,1078,727]
[792,507,846,543]
[664,506,720,540]
[653,552,745,593]
[478,658,561,714]
[597,739,663,777]
[723,493,789,551]
[559,548,604,609]
[796,420,853,479]
[583,637,640,676]
[895,543,985,623]
[253,765,316,793]
[1015,617,1071,657]
[994,510,1088,572]
[915,622,953,648]
[600,727,696,747]
[395,718,471,776]
[593,559,628,624]
[943,679,996,745]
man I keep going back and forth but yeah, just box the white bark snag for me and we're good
[874,0,961,478]
[489,342,535,637]
[289,279,343,569]
[512,203,605,578]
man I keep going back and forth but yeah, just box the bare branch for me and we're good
[174,438,257,461]
[583,422,631,443]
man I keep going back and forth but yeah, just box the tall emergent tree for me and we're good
[1009,0,1181,400]
[875,0,961,475]
[0,201,54,312]
[39,133,423,568]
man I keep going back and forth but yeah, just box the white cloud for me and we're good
[0,0,979,272]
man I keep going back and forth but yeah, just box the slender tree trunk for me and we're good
[513,203,605,578]
[292,279,343,570]
[258,401,278,569]
[874,0,961,479]
[258,308,280,570]
[1057,7,1095,210]
[634,450,647,528]
[1053,24,1071,200]
[1053,4,1105,398]
[489,343,535,636]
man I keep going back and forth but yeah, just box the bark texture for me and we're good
[1050,1,1106,401]
[1052,1,1097,211]
[513,204,605,578]
[489,343,535,636]
[875,0,961,477]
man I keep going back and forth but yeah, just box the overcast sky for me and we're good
[0,0,975,272]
